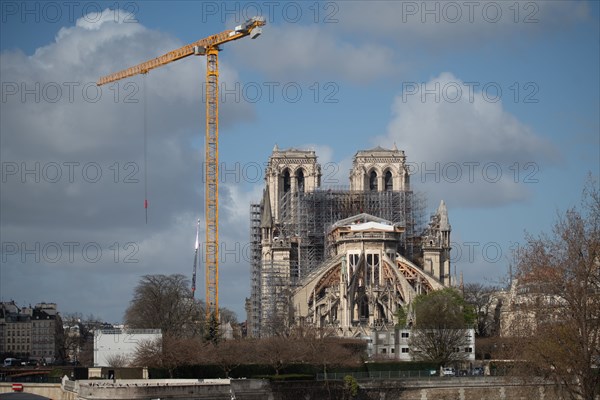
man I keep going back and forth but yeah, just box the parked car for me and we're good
[472,367,484,376]
[442,367,456,376]
[2,358,19,367]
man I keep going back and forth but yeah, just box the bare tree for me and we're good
[105,353,130,368]
[124,274,205,337]
[256,335,297,375]
[513,177,600,400]
[58,313,107,366]
[303,337,365,379]
[208,340,249,378]
[463,283,500,337]
[132,336,200,378]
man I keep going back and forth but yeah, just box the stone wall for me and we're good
[0,377,573,400]
[0,383,76,399]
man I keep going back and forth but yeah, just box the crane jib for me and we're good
[96,18,265,86]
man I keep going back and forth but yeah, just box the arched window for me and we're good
[369,171,378,191]
[359,295,369,319]
[296,169,305,192]
[282,169,291,193]
[384,170,393,191]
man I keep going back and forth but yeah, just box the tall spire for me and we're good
[260,186,273,228]
[437,200,450,231]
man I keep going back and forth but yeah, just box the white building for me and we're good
[371,328,475,362]
[93,329,161,367]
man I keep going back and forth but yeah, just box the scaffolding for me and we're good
[248,187,427,337]
[279,188,426,275]
[248,203,262,338]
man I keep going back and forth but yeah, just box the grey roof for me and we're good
[330,213,395,230]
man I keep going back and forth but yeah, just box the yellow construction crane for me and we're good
[97,17,266,320]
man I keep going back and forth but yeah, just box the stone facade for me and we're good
[248,146,452,339]
[0,301,60,362]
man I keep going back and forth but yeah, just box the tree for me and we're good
[204,312,220,344]
[132,336,200,378]
[409,288,475,368]
[58,313,106,366]
[256,335,297,375]
[512,177,600,400]
[304,337,365,379]
[207,339,249,378]
[105,353,130,368]
[463,283,500,337]
[124,274,205,338]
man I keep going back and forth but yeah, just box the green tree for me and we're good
[395,305,408,328]
[409,288,475,368]
[204,311,221,344]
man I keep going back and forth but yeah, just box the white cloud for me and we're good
[337,1,590,47]
[0,9,258,321]
[376,72,560,208]
[230,24,396,83]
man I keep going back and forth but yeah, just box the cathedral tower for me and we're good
[265,145,321,222]
[350,145,410,192]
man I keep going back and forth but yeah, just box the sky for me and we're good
[0,1,598,324]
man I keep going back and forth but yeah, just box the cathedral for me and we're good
[246,146,452,342]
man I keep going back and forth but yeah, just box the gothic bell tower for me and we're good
[349,145,410,192]
[265,145,321,222]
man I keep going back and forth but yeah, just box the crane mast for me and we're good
[97,17,266,320]
[205,47,219,316]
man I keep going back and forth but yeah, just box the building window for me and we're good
[391,348,395,354]
[369,171,377,191]
[401,332,409,338]
[381,348,386,354]
[401,347,409,353]
[282,169,291,193]
[384,170,393,191]
[296,169,305,193]
[465,347,472,353]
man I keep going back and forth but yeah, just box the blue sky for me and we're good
[1,1,598,323]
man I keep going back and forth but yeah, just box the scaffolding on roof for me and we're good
[248,186,427,337]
